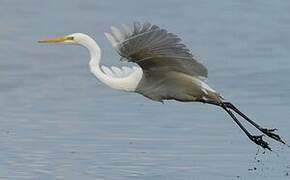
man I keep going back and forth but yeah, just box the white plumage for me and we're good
[38,21,285,151]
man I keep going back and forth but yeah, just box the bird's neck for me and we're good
[80,35,142,91]
[82,38,113,87]
[88,43,101,68]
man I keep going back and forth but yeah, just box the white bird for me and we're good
[39,21,285,150]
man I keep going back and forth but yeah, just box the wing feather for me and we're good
[111,66,123,77]
[105,22,208,78]
[101,66,115,77]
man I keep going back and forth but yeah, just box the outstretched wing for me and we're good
[105,21,208,79]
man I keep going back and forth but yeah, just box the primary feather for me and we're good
[105,21,208,79]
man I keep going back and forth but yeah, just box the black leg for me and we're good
[221,104,272,151]
[223,102,285,144]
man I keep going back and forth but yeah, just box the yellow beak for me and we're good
[38,35,73,43]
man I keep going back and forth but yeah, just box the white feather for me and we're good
[101,66,115,77]
[121,66,132,75]
[104,32,118,48]
[111,26,123,42]
[200,80,216,93]
[122,24,132,36]
[111,66,123,77]
[193,77,216,93]
[201,89,208,95]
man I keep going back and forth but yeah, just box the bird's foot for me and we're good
[261,128,285,144]
[250,135,271,151]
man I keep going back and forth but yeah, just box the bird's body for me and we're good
[39,22,285,150]
[136,70,219,102]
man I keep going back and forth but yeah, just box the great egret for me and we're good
[39,21,285,150]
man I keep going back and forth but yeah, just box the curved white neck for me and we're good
[78,35,142,91]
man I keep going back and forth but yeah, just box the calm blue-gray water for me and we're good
[0,0,290,179]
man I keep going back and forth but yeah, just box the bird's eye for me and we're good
[67,36,74,40]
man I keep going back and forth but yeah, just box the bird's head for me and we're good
[38,33,90,45]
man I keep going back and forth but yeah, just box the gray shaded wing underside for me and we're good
[105,22,208,78]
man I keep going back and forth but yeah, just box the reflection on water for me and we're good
[0,0,290,179]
